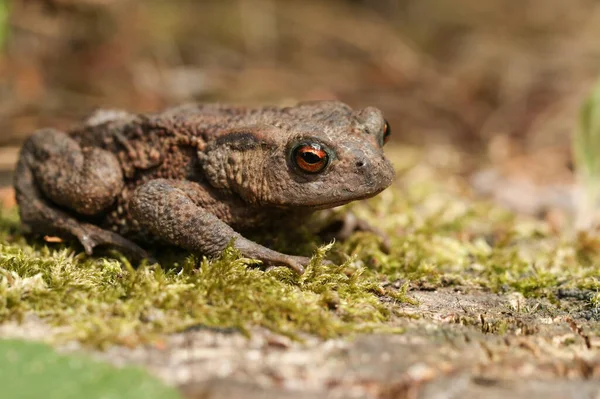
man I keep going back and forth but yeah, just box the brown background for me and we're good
[0,0,599,175]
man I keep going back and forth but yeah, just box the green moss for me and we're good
[0,214,399,346]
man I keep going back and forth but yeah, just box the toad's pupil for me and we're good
[302,151,322,164]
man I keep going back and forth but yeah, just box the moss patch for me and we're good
[1,146,599,347]
[0,229,400,346]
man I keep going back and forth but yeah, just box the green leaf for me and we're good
[0,339,182,399]
[573,77,600,229]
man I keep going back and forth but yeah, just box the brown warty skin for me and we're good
[14,101,395,273]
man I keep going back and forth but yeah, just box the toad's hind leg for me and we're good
[14,129,149,260]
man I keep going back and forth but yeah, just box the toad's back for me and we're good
[67,104,265,183]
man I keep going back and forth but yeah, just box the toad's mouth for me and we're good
[291,187,389,210]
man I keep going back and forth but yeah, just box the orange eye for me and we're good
[383,120,391,145]
[293,143,329,174]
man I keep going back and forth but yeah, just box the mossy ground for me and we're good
[0,146,599,348]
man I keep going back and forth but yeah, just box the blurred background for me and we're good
[1,0,599,212]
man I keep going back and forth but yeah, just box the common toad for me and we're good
[14,101,394,273]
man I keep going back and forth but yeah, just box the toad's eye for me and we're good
[383,119,391,145]
[293,143,329,174]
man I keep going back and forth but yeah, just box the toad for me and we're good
[14,101,394,273]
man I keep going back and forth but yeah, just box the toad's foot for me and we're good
[74,223,152,262]
[319,212,391,253]
[262,255,310,274]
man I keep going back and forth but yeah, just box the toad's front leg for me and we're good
[129,179,310,274]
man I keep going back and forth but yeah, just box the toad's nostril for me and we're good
[356,160,365,168]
